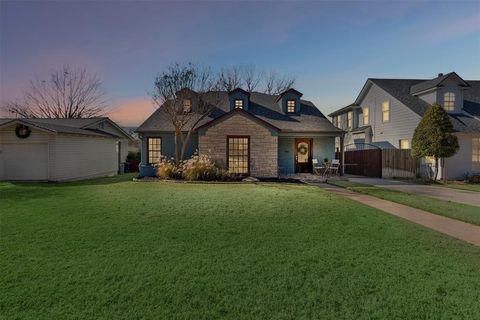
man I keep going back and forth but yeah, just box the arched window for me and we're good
[444,92,455,111]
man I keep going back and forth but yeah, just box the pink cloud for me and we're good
[108,97,155,127]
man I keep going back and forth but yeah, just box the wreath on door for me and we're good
[297,144,308,155]
[15,124,31,139]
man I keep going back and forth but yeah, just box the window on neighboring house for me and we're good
[363,107,369,125]
[147,137,161,164]
[399,139,410,149]
[234,99,244,109]
[444,92,455,111]
[382,101,390,122]
[347,111,353,128]
[183,99,192,112]
[227,136,249,174]
[287,100,296,113]
[473,138,480,164]
[335,116,340,128]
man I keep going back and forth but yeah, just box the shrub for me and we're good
[181,154,219,181]
[156,157,180,180]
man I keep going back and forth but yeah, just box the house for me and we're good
[329,72,480,180]
[0,117,132,181]
[136,88,343,177]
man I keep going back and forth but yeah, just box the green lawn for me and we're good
[328,180,480,226]
[1,176,480,319]
[440,182,480,192]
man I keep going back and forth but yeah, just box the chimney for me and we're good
[438,73,444,77]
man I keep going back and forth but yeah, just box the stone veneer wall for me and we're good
[198,113,278,177]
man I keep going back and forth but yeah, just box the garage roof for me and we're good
[0,118,132,139]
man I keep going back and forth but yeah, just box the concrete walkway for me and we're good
[348,177,480,207]
[313,183,480,247]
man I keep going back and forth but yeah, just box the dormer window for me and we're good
[287,100,296,113]
[444,92,455,111]
[234,99,244,109]
[183,99,192,112]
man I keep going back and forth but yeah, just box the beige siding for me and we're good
[85,120,129,161]
[198,113,278,177]
[54,134,119,181]
[0,125,56,180]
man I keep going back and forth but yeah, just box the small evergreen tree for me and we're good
[412,104,459,181]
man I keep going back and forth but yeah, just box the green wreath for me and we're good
[297,145,308,155]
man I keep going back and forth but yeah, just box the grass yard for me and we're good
[440,182,480,192]
[1,176,480,319]
[328,180,480,226]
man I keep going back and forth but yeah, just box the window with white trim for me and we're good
[382,101,390,122]
[347,111,353,128]
[363,107,369,125]
[234,99,244,109]
[399,139,409,149]
[444,92,455,111]
[287,100,296,113]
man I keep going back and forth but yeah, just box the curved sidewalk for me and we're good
[348,177,480,207]
[315,183,480,247]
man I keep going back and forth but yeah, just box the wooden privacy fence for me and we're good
[382,149,419,178]
[336,148,419,178]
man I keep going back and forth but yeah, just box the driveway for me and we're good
[348,177,480,207]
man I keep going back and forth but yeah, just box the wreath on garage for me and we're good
[297,144,308,155]
[15,124,31,139]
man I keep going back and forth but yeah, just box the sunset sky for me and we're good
[1,0,479,126]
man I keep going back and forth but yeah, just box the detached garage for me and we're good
[0,118,132,182]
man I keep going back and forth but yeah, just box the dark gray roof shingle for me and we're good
[137,91,342,134]
[361,78,480,133]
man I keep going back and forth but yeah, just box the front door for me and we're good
[295,138,312,173]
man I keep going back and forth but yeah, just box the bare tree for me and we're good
[216,65,244,91]
[2,65,106,118]
[242,65,262,92]
[152,63,220,163]
[262,70,295,95]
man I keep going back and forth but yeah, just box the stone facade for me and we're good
[198,113,278,177]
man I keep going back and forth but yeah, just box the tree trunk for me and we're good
[174,128,180,165]
[433,157,439,181]
[180,129,193,162]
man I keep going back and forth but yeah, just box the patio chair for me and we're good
[312,159,326,175]
[323,159,341,178]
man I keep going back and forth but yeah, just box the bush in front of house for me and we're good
[156,157,181,180]
[155,153,235,181]
[181,154,233,181]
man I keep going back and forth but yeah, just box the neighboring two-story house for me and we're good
[136,88,343,177]
[329,72,480,180]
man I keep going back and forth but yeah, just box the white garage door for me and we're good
[2,144,49,180]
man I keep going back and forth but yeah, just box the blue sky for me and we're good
[1,0,479,125]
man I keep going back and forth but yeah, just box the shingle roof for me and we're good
[136,91,343,134]
[0,117,128,137]
[409,72,470,94]
[328,104,359,117]
[368,78,480,133]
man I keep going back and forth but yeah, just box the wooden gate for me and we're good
[336,144,382,178]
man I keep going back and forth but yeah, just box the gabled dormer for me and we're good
[228,88,250,111]
[410,72,470,113]
[276,88,303,114]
